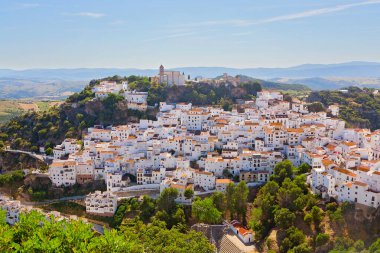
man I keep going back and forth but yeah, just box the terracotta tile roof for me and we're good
[216,179,232,184]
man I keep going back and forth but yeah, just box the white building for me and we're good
[53,139,80,159]
[124,90,148,111]
[153,65,185,86]
[0,199,21,225]
[85,191,117,216]
[229,220,254,244]
[49,160,76,187]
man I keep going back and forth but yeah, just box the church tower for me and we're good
[159,65,164,76]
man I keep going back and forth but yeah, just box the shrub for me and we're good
[316,233,329,246]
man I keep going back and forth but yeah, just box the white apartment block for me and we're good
[49,160,77,187]
[53,139,80,159]
[46,90,380,209]
[0,198,21,225]
[85,191,117,217]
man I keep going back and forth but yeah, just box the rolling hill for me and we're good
[0,61,379,99]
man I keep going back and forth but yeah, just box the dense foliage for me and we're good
[0,170,24,187]
[307,86,380,130]
[0,209,214,253]
[249,160,380,252]
[0,75,263,151]
[250,160,323,252]
[128,75,262,107]
[236,75,311,91]
[0,81,154,151]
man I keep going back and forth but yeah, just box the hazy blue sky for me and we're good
[1,0,380,69]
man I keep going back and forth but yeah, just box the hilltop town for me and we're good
[2,71,380,252]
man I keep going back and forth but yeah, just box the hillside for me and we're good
[0,75,262,151]
[0,78,87,99]
[247,160,380,253]
[273,77,380,90]
[1,61,380,80]
[307,86,380,130]
[0,100,63,125]
[0,74,302,100]
[1,62,379,99]
[236,75,310,91]
[0,81,154,152]
[0,151,47,172]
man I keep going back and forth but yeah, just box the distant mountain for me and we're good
[1,61,380,80]
[272,77,380,90]
[0,78,87,99]
[0,62,379,98]
[236,75,310,91]
[0,68,157,81]
[175,61,380,79]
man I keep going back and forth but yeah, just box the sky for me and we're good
[1,0,380,69]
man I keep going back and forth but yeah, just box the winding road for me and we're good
[4,148,50,164]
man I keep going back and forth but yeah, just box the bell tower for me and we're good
[159,65,164,76]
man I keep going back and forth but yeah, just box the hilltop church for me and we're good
[152,65,185,86]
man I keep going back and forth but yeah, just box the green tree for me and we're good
[184,188,194,200]
[290,243,312,253]
[211,191,226,213]
[369,238,380,253]
[192,198,222,224]
[76,113,84,122]
[274,208,296,229]
[303,213,312,226]
[272,160,294,185]
[156,187,179,215]
[310,206,323,225]
[297,163,311,174]
[280,226,306,253]
[307,102,325,112]
[45,147,53,155]
[315,233,329,247]
[0,209,215,253]
[139,195,155,222]
[277,178,303,211]
[226,183,236,219]
[234,181,249,223]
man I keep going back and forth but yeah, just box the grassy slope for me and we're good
[0,100,24,124]
[0,100,64,125]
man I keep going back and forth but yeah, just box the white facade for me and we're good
[85,191,117,216]
[155,65,185,86]
[45,89,380,210]
[49,160,77,187]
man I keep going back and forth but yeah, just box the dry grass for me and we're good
[0,100,63,124]
[18,102,39,111]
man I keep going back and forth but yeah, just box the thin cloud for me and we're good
[109,20,128,26]
[144,32,197,42]
[176,0,380,28]
[18,3,40,9]
[246,0,380,25]
[175,19,249,28]
[63,12,106,18]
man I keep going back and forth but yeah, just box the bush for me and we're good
[304,213,312,226]
[315,233,329,246]
[291,243,312,253]
[326,202,338,212]
[45,147,53,155]
[31,190,47,201]
[0,170,24,186]
[266,238,274,250]
[274,208,296,229]
[329,207,344,222]
[311,206,323,224]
